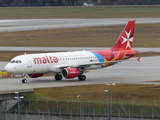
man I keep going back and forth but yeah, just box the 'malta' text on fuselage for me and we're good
[33,56,58,64]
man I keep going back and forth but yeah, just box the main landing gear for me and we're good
[55,74,62,80]
[54,74,86,81]
[78,75,86,81]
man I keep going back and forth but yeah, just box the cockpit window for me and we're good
[10,60,22,63]
[11,61,15,63]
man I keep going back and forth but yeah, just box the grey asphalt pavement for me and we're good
[0,18,160,32]
[0,56,160,91]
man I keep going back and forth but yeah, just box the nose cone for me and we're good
[5,64,10,72]
[5,64,14,73]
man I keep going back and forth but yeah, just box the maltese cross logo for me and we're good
[121,30,133,48]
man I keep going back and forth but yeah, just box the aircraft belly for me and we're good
[32,64,49,73]
[10,66,34,74]
[14,64,48,74]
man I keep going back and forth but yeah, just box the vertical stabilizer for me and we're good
[111,21,135,51]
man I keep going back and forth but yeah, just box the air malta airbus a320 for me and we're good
[5,21,140,83]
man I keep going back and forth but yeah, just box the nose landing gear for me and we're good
[22,74,27,83]
[22,78,27,83]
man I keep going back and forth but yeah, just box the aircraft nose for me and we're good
[5,64,10,72]
[5,64,14,73]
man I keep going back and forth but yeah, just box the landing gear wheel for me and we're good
[22,78,27,83]
[78,75,86,81]
[55,74,62,80]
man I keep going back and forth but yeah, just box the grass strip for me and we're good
[23,84,160,102]
[10,84,160,117]
[0,24,160,48]
[0,5,160,19]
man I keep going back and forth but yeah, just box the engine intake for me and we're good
[62,68,80,78]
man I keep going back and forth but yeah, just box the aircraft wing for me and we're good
[59,60,124,69]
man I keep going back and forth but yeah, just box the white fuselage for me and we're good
[5,51,102,74]
[4,21,137,82]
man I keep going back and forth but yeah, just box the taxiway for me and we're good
[0,56,160,91]
[0,18,160,32]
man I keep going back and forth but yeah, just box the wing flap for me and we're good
[59,60,124,69]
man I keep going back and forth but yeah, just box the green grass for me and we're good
[11,84,160,117]
[0,5,160,19]
[23,84,160,102]
[1,23,160,61]
[0,6,160,61]
[1,23,160,48]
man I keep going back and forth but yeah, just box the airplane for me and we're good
[5,20,139,83]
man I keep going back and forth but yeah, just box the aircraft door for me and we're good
[25,56,36,73]
[26,56,32,67]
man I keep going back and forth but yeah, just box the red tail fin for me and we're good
[111,21,135,51]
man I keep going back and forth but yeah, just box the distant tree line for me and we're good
[0,0,160,7]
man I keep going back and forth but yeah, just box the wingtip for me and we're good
[137,57,141,62]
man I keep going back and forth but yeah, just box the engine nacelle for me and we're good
[27,73,44,78]
[62,68,81,78]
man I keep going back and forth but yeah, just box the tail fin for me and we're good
[111,21,135,51]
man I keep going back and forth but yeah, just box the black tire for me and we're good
[22,78,27,83]
[78,75,86,81]
[58,75,62,80]
[55,75,62,80]
[55,75,58,80]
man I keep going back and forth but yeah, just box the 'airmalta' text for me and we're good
[33,56,58,64]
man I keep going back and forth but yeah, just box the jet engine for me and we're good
[62,68,81,78]
[27,73,44,78]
